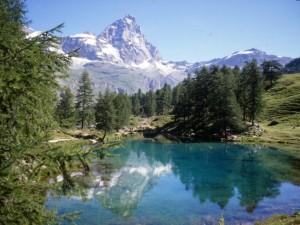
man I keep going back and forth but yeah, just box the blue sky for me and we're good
[27,0,300,62]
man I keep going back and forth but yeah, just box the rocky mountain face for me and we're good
[28,15,293,93]
[61,15,161,65]
[60,15,186,93]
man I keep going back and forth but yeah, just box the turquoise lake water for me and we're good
[46,140,300,225]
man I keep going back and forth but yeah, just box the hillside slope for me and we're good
[261,73,300,124]
[256,73,300,145]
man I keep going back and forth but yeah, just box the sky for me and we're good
[26,0,300,62]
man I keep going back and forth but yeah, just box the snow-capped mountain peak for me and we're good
[97,15,161,64]
[61,15,161,66]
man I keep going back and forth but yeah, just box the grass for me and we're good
[241,73,300,147]
[255,213,300,225]
[260,73,300,125]
[149,115,173,128]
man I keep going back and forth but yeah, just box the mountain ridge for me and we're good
[27,15,294,93]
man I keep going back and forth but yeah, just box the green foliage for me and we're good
[172,66,244,137]
[260,73,300,125]
[95,90,116,132]
[76,71,94,129]
[55,87,76,128]
[131,91,141,116]
[262,60,283,88]
[173,75,194,121]
[144,90,156,117]
[242,60,263,125]
[156,84,172,115]
[113,93,132,130]
[0,1,107,224]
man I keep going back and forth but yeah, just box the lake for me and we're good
[46,140,300,225]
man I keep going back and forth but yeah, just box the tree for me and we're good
[262,60,283,88]
[156,84,172,115]
[144,90,156,117]
[131,93,141,116]
[236,67,249,121]
[113,93,132,130]
[95,90,115,132]
[214,67,243,137]
[173,75,194,121]
[76,71,94,129]
[0,0,74,224]
[172,85,182,106]
[56,87,76,128]
[242,60,263,125]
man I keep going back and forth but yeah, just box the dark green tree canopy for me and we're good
[262,60,283,88]
[76,71,94,129]
[56,86,76,128]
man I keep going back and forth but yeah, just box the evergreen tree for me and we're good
[172,85,181,106]
[144,90,156,117]
[156,84,172,115]
[113,93,132,130]
[173,75,194,121]
[242,60,263,125]
[76,71,94,129]
[214,67,243,137]
[261,60,283,88]
[95,90,116,132]
[236,67,249,121]
[131,93,141,116]
[56,87,76,128]
[0,1,74,224]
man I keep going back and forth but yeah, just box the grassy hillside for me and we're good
[260,73,300,125]
[245,73,300,146]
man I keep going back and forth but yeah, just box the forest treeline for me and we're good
[57,59,285,139]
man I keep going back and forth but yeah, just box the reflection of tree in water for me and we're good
[135,142,300,212]
[56,141,300,217]
[168,143,282,211]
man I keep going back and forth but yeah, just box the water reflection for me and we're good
[47,141,300,224]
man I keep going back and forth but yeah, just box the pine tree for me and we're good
[236,67,249,121]
[95,90,115,132]
[172,85,181,106]
[156,84,172,115]
[173,75,194,121]
[214,67,243,137]
[113,93,132,130]
[144,90,156,117]
[261,60,283,88]
[131,93,141,116]
[0,1,72,224]
[56,87,76,128]
[242,60,263,125]
[76,71,94,129]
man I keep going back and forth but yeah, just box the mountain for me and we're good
[284,58,300,74]
[60,15,186,93]
[27,16,294,93]
[189,48,292,73]
[61,15,161,65]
